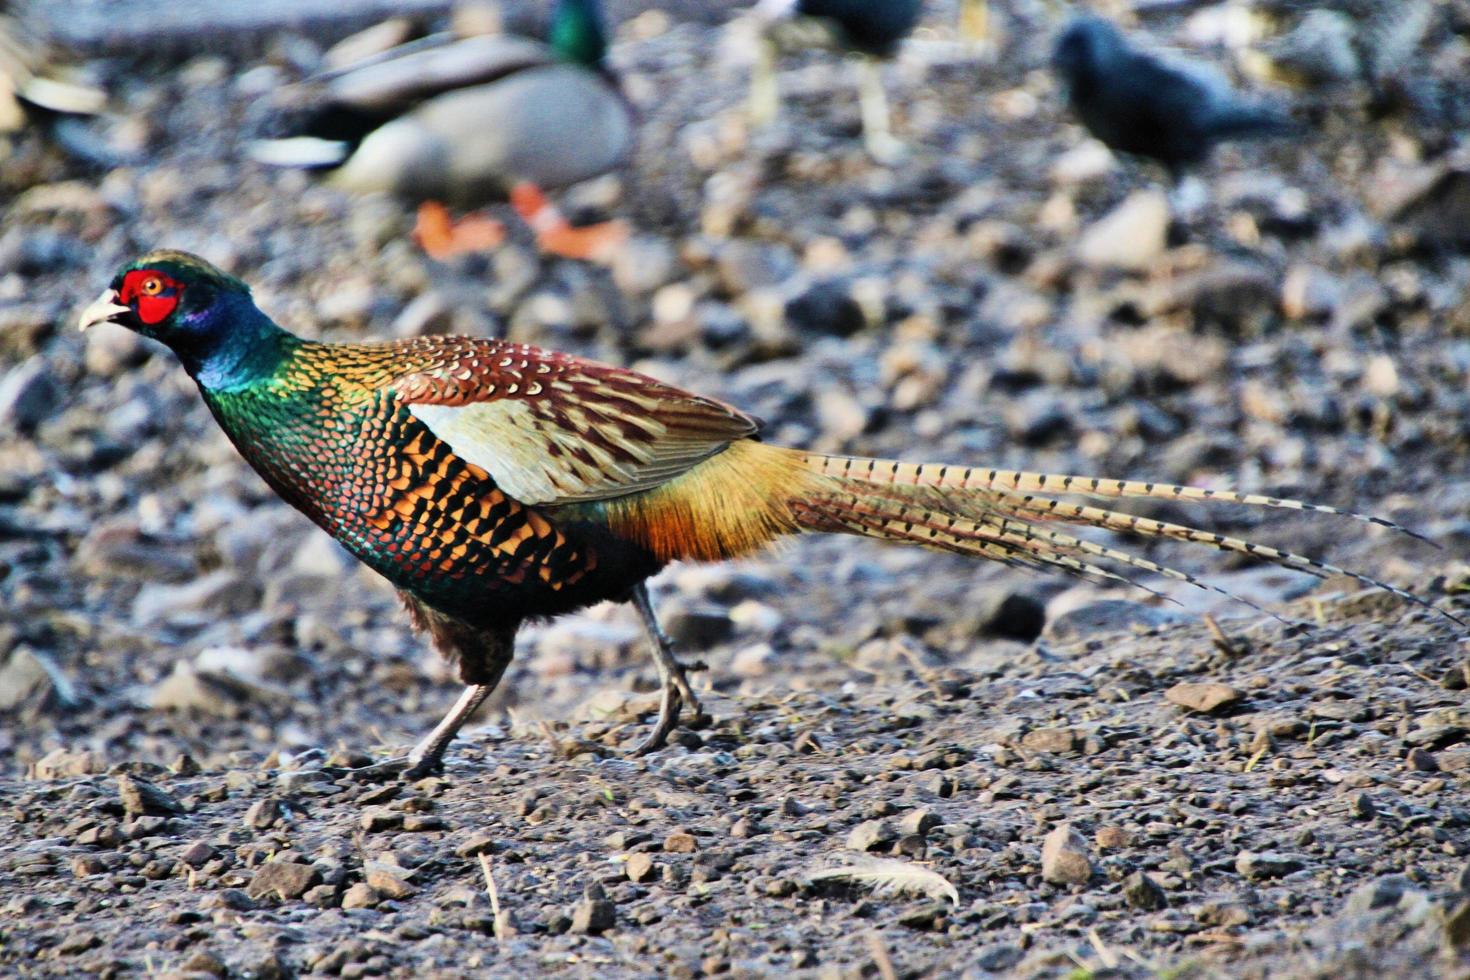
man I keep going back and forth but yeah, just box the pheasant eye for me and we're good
[141,277,164,296]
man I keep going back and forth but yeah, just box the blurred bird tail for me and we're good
[780,448,1453,624]
[248,135,352,170]
[1210,104,1297,141]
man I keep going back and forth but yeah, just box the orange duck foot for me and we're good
[412,201,506,259]
[510,182,630,263]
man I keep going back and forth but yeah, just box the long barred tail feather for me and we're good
[800,454,1439,547]
[781,449,1461,628]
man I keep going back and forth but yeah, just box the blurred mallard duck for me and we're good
[747,0,923,164]
[251,0,632,261]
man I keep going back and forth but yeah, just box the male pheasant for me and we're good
[81,252,1448,777]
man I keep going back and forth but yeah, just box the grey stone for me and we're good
[116,775,184,817]
[1041,824,1093,885]
[247,861,321,901]
[1122,871,1167,910]
[0,357,60,432]
[1235,851,1304,881]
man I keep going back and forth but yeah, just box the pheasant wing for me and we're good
[389,341,760,506]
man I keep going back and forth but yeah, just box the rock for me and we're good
[455,832,497,858]
[897,902,949,931]
[84,324,150,375]
[1165,683,1243,714]
[71,855,108,877]
[1020,727,1078,754]
[149,661,245,718]
[180,842,218,868]
[131,570,258,626]
[1122,872,1167,911]
[365,867,416,900]
[1350,792,1377,820]
[1095,826,1130,850]
[1076,190,1169,272]
[570,892,616,935]
[716,240,797,292]
[1446,900,1470,950]
[610,237,679,297]
[847,820,896,853]
[899,809,940,837]
[116,775,184,817]
[1344,875,1410,915]
[390,290,453,337]
[1044,600,1188,644]
[244,797,284,830]
[963,590,1046,642]
[247,861,322,901]
[31,747,108,780]
[359,807,403,833]
[341,882,378,909]
[625,853,656,883]
[1041,824,1093,885]
[730,643,775,678]
[1050,140,1115,185]
[0,646,78,714]
[1235,851,1303,881]
[662,607,735,648]
[785,280,865,337]
[0,357,61,432]
[1404,747,1438,772]
[663,831,697,853]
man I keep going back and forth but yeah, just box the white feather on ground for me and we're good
[805,856,960,905]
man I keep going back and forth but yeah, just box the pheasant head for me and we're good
[79,251,293,388]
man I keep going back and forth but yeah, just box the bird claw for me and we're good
[327,756,411,783]
[629,666,707,756]
[321,746,446,783]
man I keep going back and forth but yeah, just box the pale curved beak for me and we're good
[79,289,129,331]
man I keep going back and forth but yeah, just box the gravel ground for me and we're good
[3,1,1470,976]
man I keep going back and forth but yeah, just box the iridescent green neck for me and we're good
[167,289,303,392]
[549,0,607,68]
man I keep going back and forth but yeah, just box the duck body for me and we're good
[331,63,633,205]
[255,0,632,207]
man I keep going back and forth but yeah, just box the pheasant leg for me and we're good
[629,583,707,756]
[404,682,495,778]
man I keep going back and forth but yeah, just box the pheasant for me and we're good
[1052,15,1295,182]
[81,251,1450,778]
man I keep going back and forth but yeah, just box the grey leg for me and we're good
[629,583,706,756]
[858,57,906,164]
[404,682,495,779]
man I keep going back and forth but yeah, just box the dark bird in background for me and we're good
[748,0,923,163]
[1052,15,1295,181]
[81,252,1451,778]
[250,0,631,262]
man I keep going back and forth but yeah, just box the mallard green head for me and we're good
[549,0,608,68]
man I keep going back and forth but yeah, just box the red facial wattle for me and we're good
[118,269,183,325]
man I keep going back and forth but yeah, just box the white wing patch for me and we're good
[408,398,737,506]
